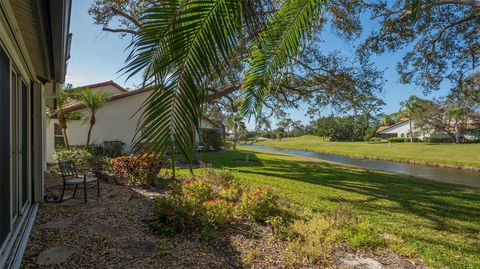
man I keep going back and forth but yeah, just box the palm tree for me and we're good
[74,89,111,146]
[400,96,421,143]
[119,0,347,169]
[55,89,72,149]
[226,115,246,150]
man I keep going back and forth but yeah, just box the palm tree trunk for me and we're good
[86,112,96,146]
[62,128,70,149]
[408,112,413,143]
[455,124,460,144]
[233,122,238,150]
[171,143,176,180]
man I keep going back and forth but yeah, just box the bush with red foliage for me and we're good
[111,154,161,185]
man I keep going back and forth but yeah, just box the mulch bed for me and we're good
[22,172,427,268]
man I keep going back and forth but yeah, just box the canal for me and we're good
[246,145,480,188]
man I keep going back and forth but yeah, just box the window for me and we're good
[401,133,405,138]
[54,123,65,148]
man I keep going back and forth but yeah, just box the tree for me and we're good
[55,88,73,149]
[356,0,480,93]
[88,0,152,36]
[412,95,477,143]
[315,116,335,140]
[74,89,111,146]
[380,115,394,126]
[399,95,423,143]
[225,115,246,150]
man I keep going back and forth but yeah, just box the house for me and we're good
[46,83,223,162]
[376,118,479,141]
[0,1,71,268]
[376,118,418,139]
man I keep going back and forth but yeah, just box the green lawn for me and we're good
[257,135,480,168]
[196,147,480,268]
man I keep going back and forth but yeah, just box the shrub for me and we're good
[425,137,454,143]
[176,180,214,208]
[284,214,338,266]
[151,197,196,234]
[152,179,233,236]
[224,140,234,150]
[103,141,125,157]
[265,215,285,235]
[387,137,421,143]
[218,187,242,202]
[201,198,233,229]
[369,137,382,142]
[283,206,363,266]
[200,128,224,151]
[111,154,161,185]
[53,147,92,171]
[387,137,407,143]
[238,186,280,222]
[198,168,238,189]
[88,141,125,158]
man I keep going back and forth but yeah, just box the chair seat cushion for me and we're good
[65,177,98,184]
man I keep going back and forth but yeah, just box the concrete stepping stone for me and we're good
[87,207,106,215]
[61,199,81,207]
[41,219,72,229]
[37,245,77,265]
[88,223,114,235]
[339,255,383,269]
[122,241,156,256]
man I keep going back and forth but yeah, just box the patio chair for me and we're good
[58,160,100,203]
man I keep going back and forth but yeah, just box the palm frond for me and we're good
[241,0,326,116]
[410,0,434,20]
[124,0,242,170]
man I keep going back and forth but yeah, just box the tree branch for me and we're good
[205,84,240,102]
[110,6,143,29]
[103,27,140,35]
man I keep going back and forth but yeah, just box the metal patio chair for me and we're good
[58,160,100,202]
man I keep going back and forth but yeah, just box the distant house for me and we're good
[376,118,479,141]
[0,1,71,267]
[46,82,222,162]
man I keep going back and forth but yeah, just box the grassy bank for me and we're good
[196,147,480,268]
[256,135,480,168]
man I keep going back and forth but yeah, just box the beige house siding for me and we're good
[47,89,219,162]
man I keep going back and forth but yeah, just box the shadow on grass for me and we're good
[199,149,480,263]
[251,158,479,230]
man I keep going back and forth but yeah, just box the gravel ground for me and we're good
[22,172,428,268]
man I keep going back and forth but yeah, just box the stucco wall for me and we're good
[47,90,217,163]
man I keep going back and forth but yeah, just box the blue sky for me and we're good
[66,0,451,129]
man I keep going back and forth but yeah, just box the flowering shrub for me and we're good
[151,197,196,234]
[151,169,283,238]
[176,180,214,208]
[201,198,233,229]
[218,187,242,202]
[238,186,280,222]
[111,154,161,185]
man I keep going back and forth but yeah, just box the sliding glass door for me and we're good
[0,45,31,251]
[11,69,30,220]
[0,42,11,250]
